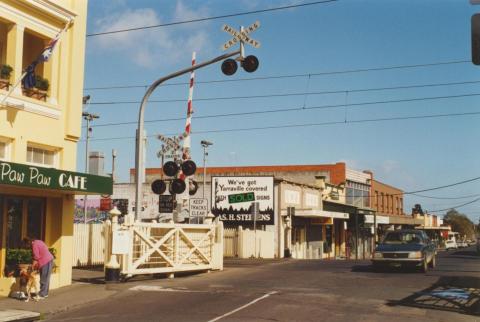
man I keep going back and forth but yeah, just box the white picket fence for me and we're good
[223,226,275,259]
[74,223,275,268]
[104,214,224,277]
[72,223,105,267]
[224,228,238,257]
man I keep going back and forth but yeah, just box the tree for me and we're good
[443,209,475,239]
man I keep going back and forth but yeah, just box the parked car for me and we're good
[372,229,436,273]
[457,240,468,248]
[445,240,458,250]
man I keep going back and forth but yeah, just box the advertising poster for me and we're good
[211,176,274,225]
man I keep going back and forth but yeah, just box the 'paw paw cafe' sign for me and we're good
[0,161,113,195]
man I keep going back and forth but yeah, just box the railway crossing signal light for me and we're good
[181,160,197,176]
[151,179,166,195]
[153,159,198,195]
[242,55,259,73]
[221,59,238,76]
[170,178,186,194]
[189,180,199,196]
[163,161,179,177]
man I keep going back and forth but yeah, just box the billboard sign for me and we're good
[211,176,274,225]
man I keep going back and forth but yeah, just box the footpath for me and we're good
[0,268,115,321]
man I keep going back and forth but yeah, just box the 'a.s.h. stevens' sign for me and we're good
[0,161,113,194]
[211,176,274,225]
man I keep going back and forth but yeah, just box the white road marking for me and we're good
[129,285,205,293]
[206,291,278,322]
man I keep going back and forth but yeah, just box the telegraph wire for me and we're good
[428,197,480,213]
[84,110,480,141]
[410,193,480,200]
[84,60,471,91]
[85,92,480,128]
[86,0,338,37]
[87,91,480,106]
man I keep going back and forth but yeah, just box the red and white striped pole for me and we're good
[182,51,195,164]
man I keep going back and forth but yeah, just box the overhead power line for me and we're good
[84,110,480,141]
[405,177,480,195]
[411,193,480,200]
[428,197,480,213]
[84,92,480,129]
[86,0,337,37]
[88,87,480,107]
[84,60,470,91]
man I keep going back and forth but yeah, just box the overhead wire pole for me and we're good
[134,49,241,219]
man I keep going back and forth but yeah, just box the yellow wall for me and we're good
[0,0,88,296]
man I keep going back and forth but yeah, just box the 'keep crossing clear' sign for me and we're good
[189,198,208,218]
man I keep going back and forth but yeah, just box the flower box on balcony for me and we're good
[22,75,49,102]
[0,64,13,91]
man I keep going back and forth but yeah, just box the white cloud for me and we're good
[381,159,399,175]
[92,3,211,68]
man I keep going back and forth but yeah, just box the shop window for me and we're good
[27,145,56,167]
[5,197,45,249]
[27,199,44,240]
[6,198,23,249]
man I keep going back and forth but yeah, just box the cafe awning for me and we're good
[0,160,113,195]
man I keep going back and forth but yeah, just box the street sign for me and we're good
[221,21,261,50]
[100,198,112,211]
[159,195,175,213]
[189,198,208,217]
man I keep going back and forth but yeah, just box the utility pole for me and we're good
[111,149,117,183]
[201,140,213,200]
[82,96,98,224]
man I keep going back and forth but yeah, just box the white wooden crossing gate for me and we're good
[105,215,224,278]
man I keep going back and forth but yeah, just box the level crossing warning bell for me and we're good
[221,21,261,75]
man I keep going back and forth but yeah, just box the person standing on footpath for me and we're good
[23,237,54,299]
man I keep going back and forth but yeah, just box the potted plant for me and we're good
[0,64,13,90]
[34,75,49,92]
[23,75,49,101]
[5,247,56,277]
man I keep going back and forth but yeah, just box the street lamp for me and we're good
[201,140,213,200]
[82,97,99,224]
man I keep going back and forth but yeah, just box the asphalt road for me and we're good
[47,247,480,322]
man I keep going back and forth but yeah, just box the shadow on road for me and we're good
[351,264,420,274]
[449,250,479,257]
[387,276,480,316]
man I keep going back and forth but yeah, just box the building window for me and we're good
[346,181,370,208]
[0,141,6,160]
[381,193,385,212]
[27,145,56,167]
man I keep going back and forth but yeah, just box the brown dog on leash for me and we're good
[19,266,41,302]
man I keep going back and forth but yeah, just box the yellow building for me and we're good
[0,0,111,297]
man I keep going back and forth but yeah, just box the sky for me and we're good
[80,0,480,222]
